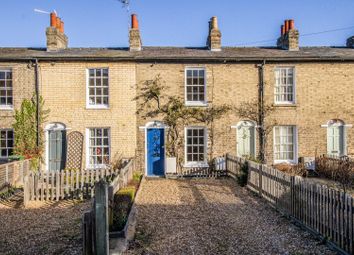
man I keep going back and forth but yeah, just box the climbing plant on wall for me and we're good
[12,95,50,170]
[135,74,231,170]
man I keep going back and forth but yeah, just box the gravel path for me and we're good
[0,192,90,255]
[126,178,335,255]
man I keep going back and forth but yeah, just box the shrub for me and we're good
[110,186,136,232]
[315,155,354,193]
[237,161,248,187]
[274,163,308,177]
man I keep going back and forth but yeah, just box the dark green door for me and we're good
[48,130,66,171]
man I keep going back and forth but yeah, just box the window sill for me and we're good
[185,102,208,107]
[0,106,14,111]
[85,105,110,110]
[86,164,110,170]
[273,103,297,108]
[273,159,297,165]
[183,162,209,168]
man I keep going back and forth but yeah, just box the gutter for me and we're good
[257,60,266,164]
[0,56,353,63]
[33,59,40,147]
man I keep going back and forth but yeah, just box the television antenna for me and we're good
[34,9,57,15]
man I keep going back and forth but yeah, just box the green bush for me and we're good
[110,186,136,232]
[237,161,249,187]
[133,172,143,183]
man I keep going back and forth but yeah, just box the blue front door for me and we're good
[147,128,165,176]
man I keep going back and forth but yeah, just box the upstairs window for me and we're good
[0,70,13,109]
[0,129,14,158]
[185,68,206,105]
[274,126,297,163]
[87,68,109,108]
[185,127,207,166]
[274,67,295,104]
[87,128,110,168]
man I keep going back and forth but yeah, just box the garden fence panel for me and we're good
[0,159,31,191]
[225,154,354,255]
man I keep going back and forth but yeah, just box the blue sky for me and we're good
[1,0,354,48]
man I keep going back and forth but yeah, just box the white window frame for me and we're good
[85,127,111,169]
[273,125,298,164]
[184,67,207,106]
[86,68,109,109]
[0,69,13,110]
[184,126,208,167]
[0,128,14,159]
[274,67,296,105]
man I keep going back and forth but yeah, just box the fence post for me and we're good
[23,175,29,207]
[290,175,295,215]
[82,211,94,255]
[5,165,9,184]
[225,153,229,173]
[95,180,109,255]
[259,164,263,197]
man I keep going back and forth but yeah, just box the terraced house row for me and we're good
[1,13,354,175]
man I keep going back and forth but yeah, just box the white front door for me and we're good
[237,122,255,158]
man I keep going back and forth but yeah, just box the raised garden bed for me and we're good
[109,172,142,238]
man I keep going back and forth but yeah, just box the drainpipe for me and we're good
[34,59,40,147]
[257,60,266,164]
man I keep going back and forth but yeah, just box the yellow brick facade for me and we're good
[40,61,137,169]
[0,62,35,128]
[1,60,354,171]
[136,62,354,170]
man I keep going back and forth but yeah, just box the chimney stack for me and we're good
[277,19,299,51]
[129,14,142,51]
[347,36,354,48]
[207,16,221,51]
[46,12,68,51]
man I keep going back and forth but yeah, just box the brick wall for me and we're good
[40,61,137,169]
[136,62,354,170]
[0,62,35,129]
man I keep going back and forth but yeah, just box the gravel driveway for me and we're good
[126,178,335,255]
[0,192,90,255]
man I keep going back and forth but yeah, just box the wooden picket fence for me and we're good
[226,153,354,255]
[0,159,32,191]
[23,160,134,206]
[82,158,135,255]
[179,167,227,178]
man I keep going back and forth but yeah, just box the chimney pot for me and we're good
[60,21,64,33]
[285,20,290,33]
[131,14,139,29]
[211,16,218,30]
[56,17,61,29]
[50,12,57,27]
[289,19,295,30]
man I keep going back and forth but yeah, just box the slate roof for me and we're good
[0,46,354,62]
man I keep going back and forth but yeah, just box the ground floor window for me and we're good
[0,129,14,158]
[87,128,110,168]
[185,127,207,166]
[273,126,296,163]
